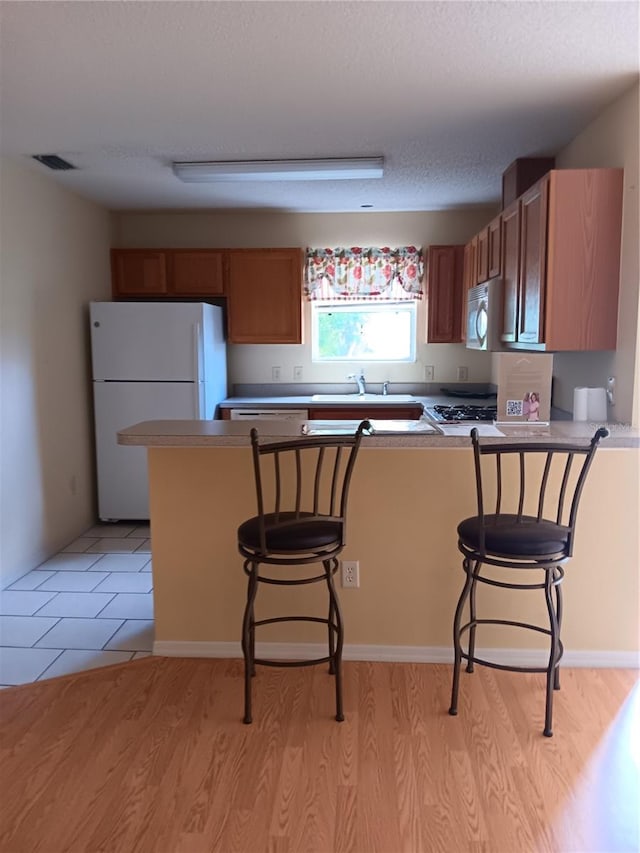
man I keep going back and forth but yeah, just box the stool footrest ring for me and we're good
[254,656,333,669]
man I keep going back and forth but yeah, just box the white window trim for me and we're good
[311,301,417,363]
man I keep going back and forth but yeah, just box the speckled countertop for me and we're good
[118,417,640,449]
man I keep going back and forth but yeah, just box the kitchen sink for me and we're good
[310,393,418,403]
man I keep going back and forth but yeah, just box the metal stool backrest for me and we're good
[470,427,608,559]
[249,420,370,558]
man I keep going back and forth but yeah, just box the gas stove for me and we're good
[426,404,497,423]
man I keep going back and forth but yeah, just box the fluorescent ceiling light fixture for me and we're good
[172,157,384,182]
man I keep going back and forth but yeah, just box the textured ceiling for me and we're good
[0,1,638,212]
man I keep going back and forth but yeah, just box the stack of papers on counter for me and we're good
[367,419,440,434]
[436,423,505,437]
[306,420,439,435]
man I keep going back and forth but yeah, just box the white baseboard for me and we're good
[153,640,639,669]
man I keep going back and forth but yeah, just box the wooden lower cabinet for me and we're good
[226,249,303,344]
[308,406,423,420]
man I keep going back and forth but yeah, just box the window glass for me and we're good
[312,302,416,362]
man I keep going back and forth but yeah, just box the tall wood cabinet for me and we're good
[502,168,623,351]
[426,245,464,343]
[226,248,303,344]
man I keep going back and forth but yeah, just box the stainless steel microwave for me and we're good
[466,278,503,351]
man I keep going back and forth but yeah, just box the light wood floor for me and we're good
[0,657,637,853]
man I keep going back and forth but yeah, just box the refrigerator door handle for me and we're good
[193,322,203,385]
[193,322,205,418]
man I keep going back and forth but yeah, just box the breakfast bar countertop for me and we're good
[118,418,640,449]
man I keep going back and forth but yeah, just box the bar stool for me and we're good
[237,420,370,724]
[449,427,608,737]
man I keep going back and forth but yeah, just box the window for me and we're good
[312,301,416,362]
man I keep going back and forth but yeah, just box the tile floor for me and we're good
[0,523,154,686]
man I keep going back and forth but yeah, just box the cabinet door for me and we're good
[426,245,464,343]
[308,406,423,420]
[227,249,303,344]
[111,250,168,296]
[461,242,474,342]
[518,178,548,344]
[169,251,225,295]
[487,215,502,278]
[476,227,489,283]
[500,201,520,342]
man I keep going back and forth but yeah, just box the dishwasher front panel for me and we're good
[229,409,308,421]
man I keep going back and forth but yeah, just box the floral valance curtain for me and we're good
[304,246,423,301]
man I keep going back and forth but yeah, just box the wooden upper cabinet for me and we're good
[426,245,464,343]
[112,249,223,297]
[476,227,490,283]
[500,200,520,343]
[226,248,303,344]
[487,214,502,279]
[169,250,225,295]
[543,169,623,351]
[111,250,168,296]
[518,179,548,344]
[501,168,623,351]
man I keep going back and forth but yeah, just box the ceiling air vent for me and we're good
[32,154,77,171]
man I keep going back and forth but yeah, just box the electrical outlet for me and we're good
[457,366,468,381]
[272,366,281,381]
[424,365,435,381]
[341,560,360,588]
[293,366,303,381]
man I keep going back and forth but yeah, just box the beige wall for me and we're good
[554,82,640,425]
[113,208,497,387]
[149,446,639,657]
[0,157,112,587]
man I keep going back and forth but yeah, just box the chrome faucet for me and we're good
[347,371,366,396]
[382,381,390,396]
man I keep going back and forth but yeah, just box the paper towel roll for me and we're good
[573,387,607,421]
[573,387,589,421]
[587,387,607,421]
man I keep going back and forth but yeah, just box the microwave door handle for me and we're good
[476,302,488,347]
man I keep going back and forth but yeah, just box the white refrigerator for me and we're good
[90,301,227,521]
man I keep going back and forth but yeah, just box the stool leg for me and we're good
[449,555,474,716]
[325,558,344,722]
[543,567,561,737]
[553,569,563,691]
[242,563,259,724]
[466,561,480,674]
[327,561,336,675]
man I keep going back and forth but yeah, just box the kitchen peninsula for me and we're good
[118,419,639,668]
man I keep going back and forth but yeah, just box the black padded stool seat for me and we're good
[238,512,343,553]
[457,515,571,559]
[449,427,608,737]
[237,420,370,724]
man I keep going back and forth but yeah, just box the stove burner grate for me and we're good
[430,404,497,422]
